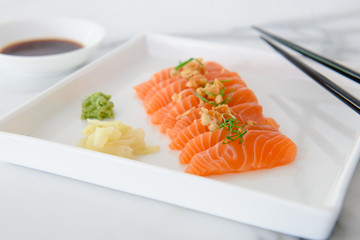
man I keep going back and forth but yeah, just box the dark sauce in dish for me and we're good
[0,38,83,56]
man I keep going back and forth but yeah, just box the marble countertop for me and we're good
[0,1,359,239]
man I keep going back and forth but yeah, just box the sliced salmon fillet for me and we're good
[185,130,297,176]
[151,88,195,124]
[144,79,188,114]
[226,87,258,106]
[166,84,254,138]
[179,129,227,164]
[179,124,279,164]
[171,102,273,152]
[134,67,174,100]
[167,104,212,139]
[151,103,175,125]
[134,59,297,176]
[204,61,227,73]
[167,98,262,140]
[169,119,208,150]
[205,71,247,88]
[143,66,231,102]
[159,95,199,133]
[231,103,280,129]
[135,61,225,100]
[143,77,183,101]
[263,117,280,129]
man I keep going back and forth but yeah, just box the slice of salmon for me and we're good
[159,95,199,133]
[203,61,227,73]
[144,79,188,114]
[226,87,258,106]
[151,102,175,125]
[151,88,195,124]
[231,102,263,122]
[167,100,266,140]
[134,67,174,100]
[167,104,213,139]
[143,66,231,102]
[166,84,255,138]
[205,71,247,88]
[169,119,208,150]
[179,128,227,164]
[179,123,279,164]
[185,130,297,176]
[135,61,225,100]
[263,117,280,129]
[143,77,183,101]
[170,102,269,150]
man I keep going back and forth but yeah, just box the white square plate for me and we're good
[1,34,359,239]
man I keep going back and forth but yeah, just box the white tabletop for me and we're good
[1,1,360,239]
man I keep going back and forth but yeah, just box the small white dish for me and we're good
[0,17,105,77]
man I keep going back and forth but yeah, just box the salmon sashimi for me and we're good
[159,94,199,133]
[151,103,175,125]
[166,84,256,137]
[179,124,279,164]
[134,67,174,100]
[167,104,212,139]
[143,77,183,101]
[145,62,226,101]
[185,130,297,176]
[150,88,195,124]
[170,102,272,151]
[134,58,297,177]
[231,102,264,123]
[144,79,188,114]
[169,119,208,150]
[203,61,227,73]
[179,128,227,164]
[168,101,263,139]
[135,61,225,100]
[226,87,258,106]
[263,117,280,129]
[161,82,248,134]
[205,71,247,88]
[230,103,280,129]
[151,103,175,124]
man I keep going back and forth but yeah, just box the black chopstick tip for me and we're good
[252,26,261,31]
[252,26,269,36]
[259,36,278,50]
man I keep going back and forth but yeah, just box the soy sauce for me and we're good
[0,38,83,56]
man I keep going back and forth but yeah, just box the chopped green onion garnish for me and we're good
[175,58,194,70]
[205,91,218,97]
[226,88,236,95]
[195,58,203,67]
[220,87,225,96]
[212,117,247,144]
[220,79,232,83]
[195,90,210,103]
[196,90,222,106]
[221,97,232,105]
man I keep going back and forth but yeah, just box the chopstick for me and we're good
[258,35,360,115]
[253,26,360,84]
